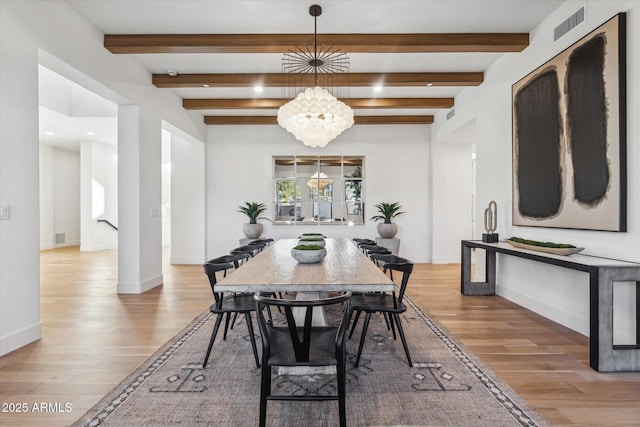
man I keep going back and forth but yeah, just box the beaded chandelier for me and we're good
[277,5,354,148]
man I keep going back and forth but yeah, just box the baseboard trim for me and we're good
[170,257,206,265]
[0,321,42,356]
[117,274,163,294]
[432,256,460,264]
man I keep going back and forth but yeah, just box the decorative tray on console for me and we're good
[505,237,584,256]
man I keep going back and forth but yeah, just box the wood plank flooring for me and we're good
[0,246,638,426]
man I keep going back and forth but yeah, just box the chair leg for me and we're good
[259,364,271,427]
[245,313,261,368]
[203,313,224,368]
[348,309,362,339]
[230,312,239,330]
[393,313,412,367]
[337,353,347,427]
[386,312,397,339]
[354,312,371,368]
[223,312,231,340]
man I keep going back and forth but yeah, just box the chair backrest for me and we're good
[251,238,274,246]
[247,241,267,252]
[254,292,352,364]
[353,238,375,246]
[359,243,380,253]
[383,261,414,304]
[203,261,235,305]
[231,245,259,257]
[207,252,251,270]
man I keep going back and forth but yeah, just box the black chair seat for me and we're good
[351,293,406,313]
[210,294,256,314]
[267,326,339,366]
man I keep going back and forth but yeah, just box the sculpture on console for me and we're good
[482,201,499,243]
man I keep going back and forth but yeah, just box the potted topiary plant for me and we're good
[370,201,405,238]
[238,202,268,239]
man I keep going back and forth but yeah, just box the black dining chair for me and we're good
[353,238,375,246]
[231,245,261,258]
[247,240,268,253]
[202,260,261,369]
[251,238,274,246]
[254,292,353,427]
[359,243,392,259]
[207,252,251,271]
[349,259,414,367]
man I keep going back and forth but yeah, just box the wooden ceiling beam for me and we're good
[153,72,483,88]
[105,33,528,54]
[204,115,434,125]
[185,98,454,109]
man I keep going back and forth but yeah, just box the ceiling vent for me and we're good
[554,6,585,41]
[446,108,456,121]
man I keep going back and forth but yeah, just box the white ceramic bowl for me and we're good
[291,247,327,263]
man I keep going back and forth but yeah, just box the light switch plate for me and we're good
[150,208,159,218]
[0,205,9,220]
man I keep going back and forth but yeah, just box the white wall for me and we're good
[431,143,474,263]
[170,133,205,264]
[53,147,81,247]
[206,125,432,262]
[39,145,55,249]
[0,0,206,355]
[432,0,639,339]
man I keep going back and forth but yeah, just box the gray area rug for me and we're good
[73,295,549,426]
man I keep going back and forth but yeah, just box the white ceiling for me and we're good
[43,0,564,148]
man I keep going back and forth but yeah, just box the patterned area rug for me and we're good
[73,295,549,426]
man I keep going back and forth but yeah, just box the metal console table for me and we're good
[461,240,640,372]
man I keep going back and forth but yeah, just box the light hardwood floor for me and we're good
[0,246,638,426]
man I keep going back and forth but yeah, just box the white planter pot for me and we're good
[242,223,263,239]
[377,223,398,238]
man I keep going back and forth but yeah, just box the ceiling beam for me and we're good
[204,115,434,125]
[184,98,454,109]
[105,33,529,54]
[153,72,483,88]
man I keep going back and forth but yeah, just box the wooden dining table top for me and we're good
[215,238,395,293]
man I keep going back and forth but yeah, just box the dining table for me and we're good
[216,237,395,375]
[216,237,395,325]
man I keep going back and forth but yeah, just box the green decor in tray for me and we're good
[293,244,325,250]
[505,237,584,256]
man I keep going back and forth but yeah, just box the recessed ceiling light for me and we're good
[87,131,95,136]
[426,83,433,87]
[254,85,264,93]
[167,69,178,77]
[45,131,54,136]
[373,85,383,92]
[202,84,210,88]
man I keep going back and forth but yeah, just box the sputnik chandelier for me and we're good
[277,4,354,148]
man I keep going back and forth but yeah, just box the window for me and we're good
[273,155,365,225]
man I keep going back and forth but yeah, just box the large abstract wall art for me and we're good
[512,13,626,231]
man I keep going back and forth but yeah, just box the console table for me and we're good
[461,240,640,372]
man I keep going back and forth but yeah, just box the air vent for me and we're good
[446,108,456,121]
[554,7,585,41]
[55,233,66,244]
